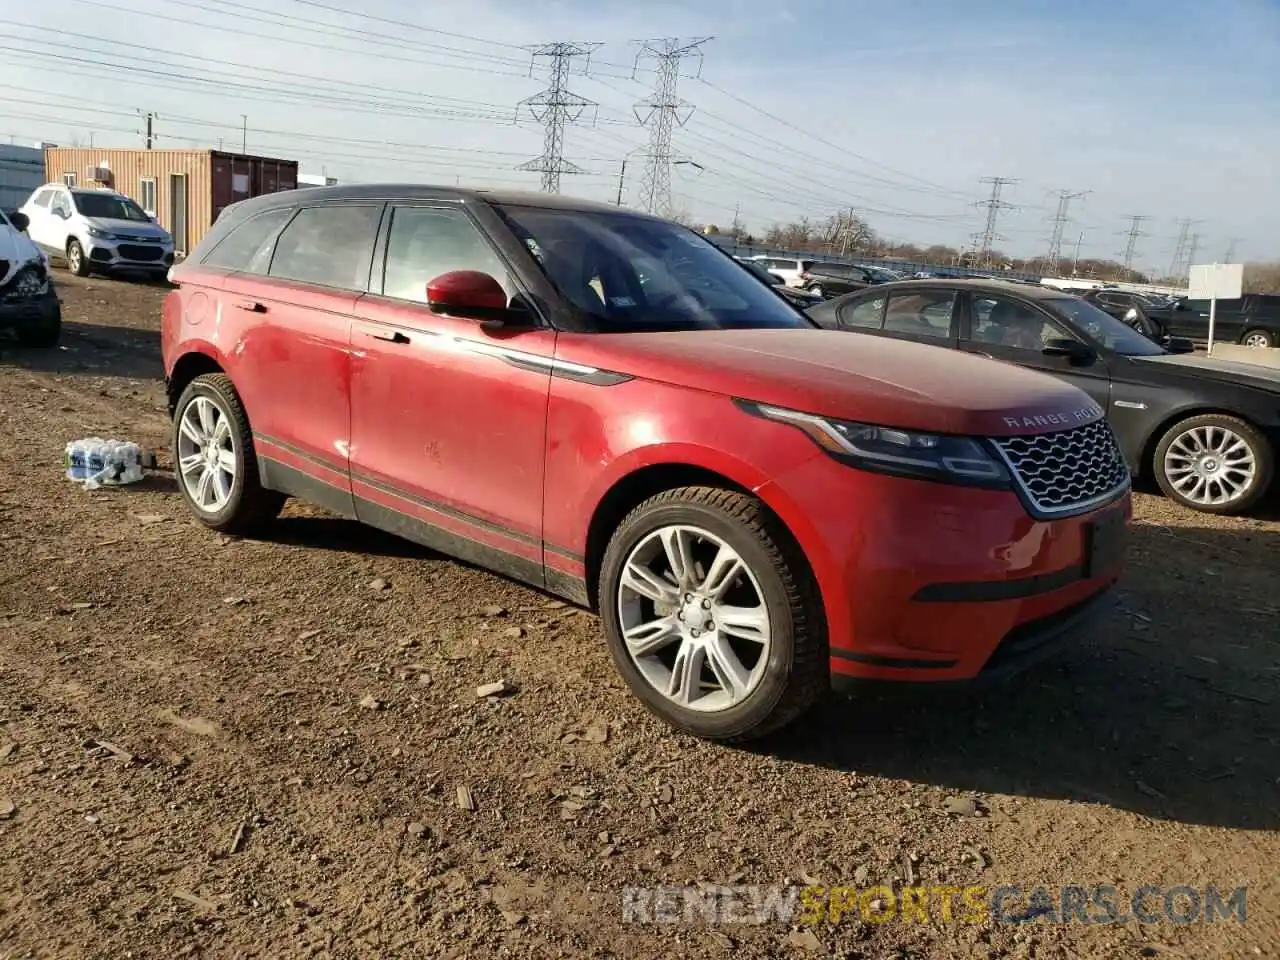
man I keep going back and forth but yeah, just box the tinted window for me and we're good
[268,204,383,291]
[839,294,885,329]
[1047,298,1166,356]
[884,291,955,338]
[381,205,512,303]
[202,208,293,271]
[498,206,810,332]
[72,192,150,221]
[970,295,1063,350]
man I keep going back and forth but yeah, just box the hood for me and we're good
[0,222,44,286]
[1133,352,1280,392]
[558,328,1104,437]
[88,217,170,239]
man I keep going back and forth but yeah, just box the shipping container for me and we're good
[0,144,45,214]
[41,148,299,255]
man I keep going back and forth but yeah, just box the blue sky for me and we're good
[2,0,1277,268]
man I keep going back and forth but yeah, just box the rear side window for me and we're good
[380,205,511,303]
[202,208,292,271]
[838,294,885,329]
[884,291,955,339]
[268,204,384,291]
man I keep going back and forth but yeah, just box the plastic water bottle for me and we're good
[64,439,90,481]
[66,437,147,489]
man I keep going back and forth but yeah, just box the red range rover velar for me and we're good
[162,185,1132,741]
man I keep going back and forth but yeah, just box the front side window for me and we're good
[1047,297,1166,356]
[838,294,885,329]
[497,206,811,332]
[72,192,150,221]
[970,295,1063,350]
[201,207,293,271]
[32,189,52,209]
[884,291,956,339]
[268,204,383,291]
[381,205,512,304]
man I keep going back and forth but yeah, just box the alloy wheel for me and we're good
[1244,332,1272,348]
[1162,424,1257,507]
[616,524,772,713]
[177,395,237,513]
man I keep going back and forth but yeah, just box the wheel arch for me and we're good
[581,461,812,611]
[167,350,226,417]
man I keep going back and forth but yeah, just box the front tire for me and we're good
[172,373,286,533]
[66,239,91,277]
[598,486,827,742]
[14,298,62,348]
[1241,328,1275,349]
[807,283,825,298]
[1153,414,1273,515]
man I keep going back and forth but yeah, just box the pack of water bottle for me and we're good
[65,437,147,490]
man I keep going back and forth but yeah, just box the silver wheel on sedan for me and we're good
[177,395,237,513]
[1160,423,1258,509]
[617,524,772,713]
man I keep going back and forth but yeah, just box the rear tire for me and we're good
[172,373,286,533]
[1153,413,1273,515]
[1241,328,1274,349]
[66,239,91,277]
[598,486,827,742]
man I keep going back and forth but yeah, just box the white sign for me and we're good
[1189,262,1243,301]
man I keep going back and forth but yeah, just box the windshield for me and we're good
[497,205,812,332]
[862,266,902,282]
[73,192,151,221]
[741,260,781,285]
[1046,297,1166,356]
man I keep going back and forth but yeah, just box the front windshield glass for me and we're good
[1047,297,1166,356]
[73,192,150,221]
[496,205,812,332]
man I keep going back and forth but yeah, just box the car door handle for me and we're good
[232,299,266,313]
[368,330,410,344]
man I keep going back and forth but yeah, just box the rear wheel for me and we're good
[1153,414,1273,515]
[598,486,827,742]
[172,373,286,533]
[1241,328,1274,349]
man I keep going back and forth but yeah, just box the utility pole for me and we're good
[615,158,627,205]
[139,110,155,149]
[241,115,248,155]
[632,36,711,218]
[1044,189,1088,274]
[1072,231,1084,276]
[970,177,1018,269]
[1119,215,1149,277]
[515,42,600,194]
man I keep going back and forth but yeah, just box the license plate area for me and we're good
[1083,507,1127,577]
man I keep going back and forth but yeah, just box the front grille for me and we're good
[118,244,165,262]
[992,418,1129,516]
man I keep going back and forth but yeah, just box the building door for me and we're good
[169,173,189,256]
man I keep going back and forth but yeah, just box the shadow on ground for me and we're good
[755,521,1279,832]
[0,321,162,380]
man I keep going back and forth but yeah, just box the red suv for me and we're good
[161,186,1132,742]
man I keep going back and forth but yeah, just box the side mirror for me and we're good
[1165,337,1195,354]
[1042,338,1096,364]
[7,211,28,232]
[425,270,515,326]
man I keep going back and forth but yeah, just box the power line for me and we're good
[632,37,710,217]
[1044,189,1088,267]
[1119,215,1149,274]
[971,177,1018,267]
[515,42,600,194]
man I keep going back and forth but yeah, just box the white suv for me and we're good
[20,184,174,279]
[747,255,816,288]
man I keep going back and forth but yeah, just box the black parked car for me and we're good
[1079,288,1174,340]
[807,279,1280,515]
[1164,294,1280,348]
[802,262,878,299]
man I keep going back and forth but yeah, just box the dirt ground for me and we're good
[0,273,1276,960]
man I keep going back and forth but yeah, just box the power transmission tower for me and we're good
[970,177,1018,268]
[632,37,711,217]
[1167,221,1203,285]
[515,42,600,194]
[1186,233,1200,272]
[1223,237,1242,262]
[1044,189,1089,272]
[1119,215,1149,276]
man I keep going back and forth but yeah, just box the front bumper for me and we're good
[0,288,60,330]
[85,236,174,271]
[757,455,1131,686]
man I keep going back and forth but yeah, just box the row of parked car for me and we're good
[4,184,1278,743]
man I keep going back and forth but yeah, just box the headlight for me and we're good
[85,226,115,240]
[743,401,1010,488]
[6,264,49,299]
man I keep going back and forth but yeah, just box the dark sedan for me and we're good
[807,279,1280,515]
